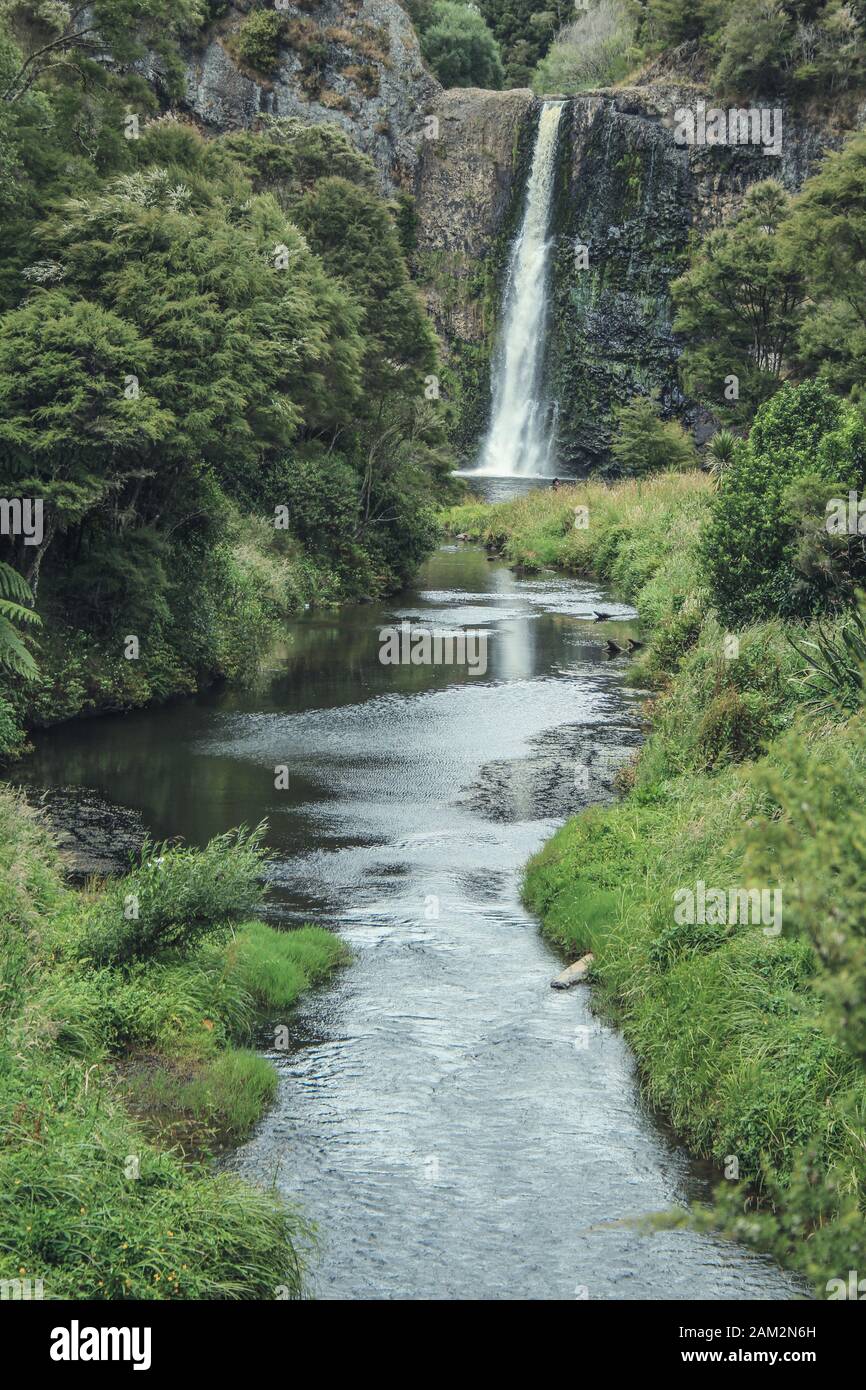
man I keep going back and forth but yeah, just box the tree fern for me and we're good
[0,562,40,679]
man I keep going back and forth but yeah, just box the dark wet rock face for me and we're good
[21,788,147,882]
[545,88,844,470]
[546,94,694,472]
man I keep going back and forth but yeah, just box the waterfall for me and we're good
[474,101,563,478]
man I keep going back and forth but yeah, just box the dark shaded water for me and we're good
[18,543,802,1300]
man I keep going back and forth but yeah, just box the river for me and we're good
[17,539,803,1300]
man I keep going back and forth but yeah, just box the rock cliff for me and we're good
[412,87,537,449]
[132,6,854,472]
[413,79,850,470]
[143,0,439,192]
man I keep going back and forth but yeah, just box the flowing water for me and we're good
[17,542,803,1301]
[476,102,563,478]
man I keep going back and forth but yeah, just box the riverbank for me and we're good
[0,787,347,1298]
[0,514,426,764]
[445,473,866,1298]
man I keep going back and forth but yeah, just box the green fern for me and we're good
[0,562,41,679]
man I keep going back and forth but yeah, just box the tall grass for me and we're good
[0,796,346,1299]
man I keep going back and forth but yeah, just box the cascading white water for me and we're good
[475,101,563,478]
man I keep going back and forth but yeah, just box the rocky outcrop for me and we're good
[413,87,536,340]
[131,6,854,470]
[412,87,538,452]
[143,1,439,192]
[414,79,852,470]
[548,84,847,468]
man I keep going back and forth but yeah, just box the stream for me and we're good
[17,540,804,1300]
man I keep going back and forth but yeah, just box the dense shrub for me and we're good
[609,395,697,476]
[701,381,866,628]
[421,2,505,88]
[234,10,286,74]
[532,0,636,93]
[78,827,269,966]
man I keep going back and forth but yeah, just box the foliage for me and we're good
[610,394,698,475]
[474,0,571,85]
[639,0,866,105]
[704,429,738,487]
[701,381,866,627]
[532,0,636,93]
[234,8,286,73]
[787,597,866,714]
[785,132,866,404]
[464,0,866,99]
[0,561,40,676]
[78,826,270,966]
[0,791,350,1298]
[0,0,203,104]
[222,115,379,196]
[672,182,804,428]
[0,83,452,736]
[420,2,506,88]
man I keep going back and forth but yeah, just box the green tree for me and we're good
[785,131,866,403]
[701,381,866,627]
[0,289,172,587]
[610,394,697,475]
[290,176,439,408]
[712,0,795,97]
[672,181,804,427]
[39,164,365,492]
[477,0,569,85]
[421,2,505,88]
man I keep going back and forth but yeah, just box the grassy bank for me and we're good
[0,792,347,1298]
[446,472,866,1297]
